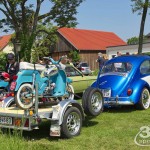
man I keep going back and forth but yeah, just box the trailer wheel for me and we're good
[15,84,35,109]
[82,87,103,116]
[61,107,82,138]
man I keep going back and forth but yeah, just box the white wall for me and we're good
[2,45,14,54]
[106,43,150,59]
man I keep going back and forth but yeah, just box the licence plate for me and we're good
[0,116,12,125]
[101,89,111,97]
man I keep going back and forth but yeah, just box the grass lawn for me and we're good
[0,105,150,150]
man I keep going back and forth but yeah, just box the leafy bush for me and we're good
[0,52,7,71]
[68,50,80,62]
[92,69,99,76]
[142,52,150,56]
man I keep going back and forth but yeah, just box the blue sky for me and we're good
[76,0,150,41]
[0,0,150,42]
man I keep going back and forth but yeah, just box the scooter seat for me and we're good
[20,62,46,71]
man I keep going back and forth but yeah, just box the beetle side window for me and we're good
[101,62,132,74]
[140,60,150,74]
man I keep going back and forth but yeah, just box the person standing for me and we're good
[5,53,19,83]
[117,51,122,57]
[97,52,106,70]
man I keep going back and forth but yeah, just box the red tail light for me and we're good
[127,89,133,96]
[81,67,84,70]
[12,75,18,80]
[24,119,29,127]
[6,92,15,97]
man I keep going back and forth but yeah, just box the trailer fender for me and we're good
[1,97,14,108]
[52,99,85,125]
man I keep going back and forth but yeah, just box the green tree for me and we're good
[31,23,58,63]
[127,36,139,45]
[68,50,80,63]
[127,35,148,44]
[0,0,84,62]
[131,0,150,54]
[0,52,7,71]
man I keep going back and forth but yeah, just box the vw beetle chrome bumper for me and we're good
[104,97,134,105]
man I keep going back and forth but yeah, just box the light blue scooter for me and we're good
[9,56,74,109]
[0,80,8,91]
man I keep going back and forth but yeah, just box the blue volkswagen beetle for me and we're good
[90,55,150,110]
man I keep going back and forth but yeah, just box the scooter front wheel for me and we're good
[15,84,35,109]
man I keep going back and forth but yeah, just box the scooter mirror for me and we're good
[62,55,67,59]
[43,57,49,60]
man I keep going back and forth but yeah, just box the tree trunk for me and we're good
[138,0,148,54]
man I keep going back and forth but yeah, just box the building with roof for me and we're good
[0,29,127,70]
[51,27,126,70]
[0,34,13,53]
[106,33,150,59]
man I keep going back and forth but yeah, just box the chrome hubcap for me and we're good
[142,89,150,108]
[91,92,102,112]
[66,112,80,135]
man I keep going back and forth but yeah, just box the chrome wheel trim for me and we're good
[142,89,150,109]
[91,92,103,113]
[66,112,81,135]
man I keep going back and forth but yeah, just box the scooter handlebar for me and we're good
[57,55,67,63]
[43,55,67,65]
[43,57,49,60]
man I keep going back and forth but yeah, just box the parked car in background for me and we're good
[65,65,96,94]
[76,62,92,75]
[91,55,150,110]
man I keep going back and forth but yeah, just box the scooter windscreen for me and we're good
[44,65,58,77]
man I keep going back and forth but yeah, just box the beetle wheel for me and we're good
[82,87,104,116]
[136,88,150,110]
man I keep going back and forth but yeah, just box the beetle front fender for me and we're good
[91,81,98,88]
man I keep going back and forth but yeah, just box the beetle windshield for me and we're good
[101,62,132,74]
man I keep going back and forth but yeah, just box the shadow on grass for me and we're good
[22,121,60,141]
[103,105,137,113]
[0,121,60,141]
[22,115,99,140]
[1,115,99,141]
[82,115,99,127]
